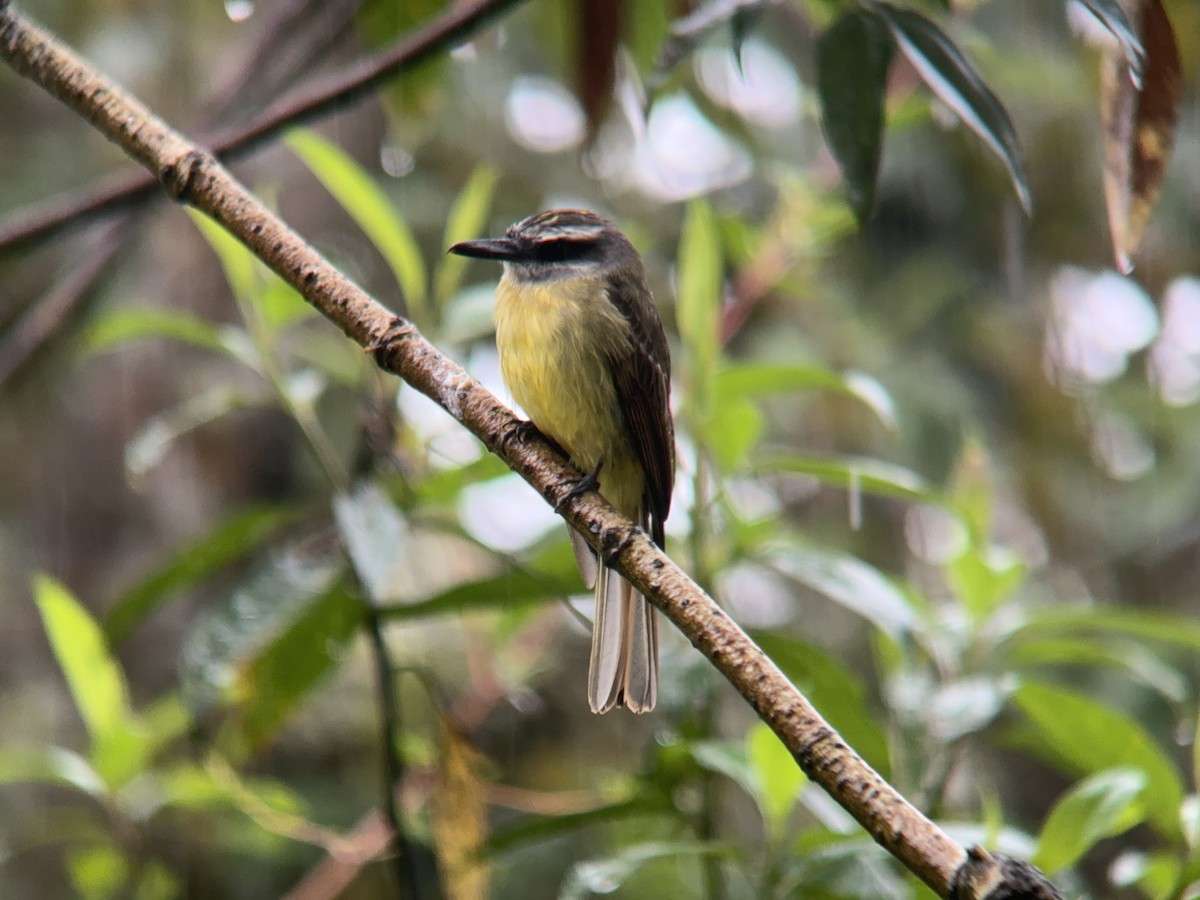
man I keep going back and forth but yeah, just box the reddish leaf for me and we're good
[1101,0,1180,273]
[576,0,624,144]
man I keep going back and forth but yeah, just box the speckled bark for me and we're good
[0,6,1062,898]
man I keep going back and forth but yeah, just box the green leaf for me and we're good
[86,308,233,357]
[439,282,505,345]
[1016,606,1200,654]
[755,454,935,504]
[154,761,307,818]
[1012,681,1184,836]
[410,453,510,507]
[67,844,128,900]
[133,861,178,900]
[232,576,361,753]
[435,165,500,308]
[1034,767,1147,875]
[286,128,429,325]
[747,721,806,836]
[626,0,671,74]
[1078,0,1145,85]
[783,833,911,899]
[0,744,107,795]
[1007,636,1189,705]
[140,694,193,758]
[817,9,893,223]
[180,551,356,752]
[1108,849,1180,896]
[1195,717,1200,803]
[257,277,317,331]
[483,798,657,857]
[34,576,133,753]
[190,211,259,306]
[730,5,763,75]
[841,372,897,430]
[946,544,1026,619]
[715,362,897,429]
[69,842,177,900]
[105,504,303,644]
[333,480,410,603]
[767,544,918,641]
[561,841,733,900]
[124,384,274,478]
[872,3,1031,213]
[754,632,890,776]
[1181,794,1200,851]
[926,676,1015,741]
[689,739,758,801]
[288,326,370,387]
[948,436,992,542]
[705,395,763,470]
[153,763,238,812]
[676,198,723,418]
[657,0,768,74]
[379,565,578,622]
[282,366,327,416]
[262,581,362,753]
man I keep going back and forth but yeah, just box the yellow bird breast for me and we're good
[493,275,643,516]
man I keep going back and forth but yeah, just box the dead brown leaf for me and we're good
[1100,0,1181,272]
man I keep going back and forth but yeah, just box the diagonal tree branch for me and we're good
[0,0,523,255]
[0,5,1061,899]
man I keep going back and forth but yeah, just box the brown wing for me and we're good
[606,271,674,547]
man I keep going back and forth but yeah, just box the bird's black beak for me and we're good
[448,237,521,260]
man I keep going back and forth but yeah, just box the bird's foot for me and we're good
[498,418,538,454]
[554,460,603,512]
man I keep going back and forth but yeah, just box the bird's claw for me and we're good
[554,460,603,512]
[498,418,538,454]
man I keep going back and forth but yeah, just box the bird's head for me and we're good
[449,208,640,283]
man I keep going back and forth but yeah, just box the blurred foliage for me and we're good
[2,0,1200,898]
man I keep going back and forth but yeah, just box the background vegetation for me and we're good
[2,0,1200,897]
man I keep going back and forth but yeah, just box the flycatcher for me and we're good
[449,209,674,713]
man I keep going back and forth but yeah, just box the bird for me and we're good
[449,208,674,713]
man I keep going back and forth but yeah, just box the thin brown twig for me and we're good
[239,0,369,116]
[0,163,156,256]
[282,810,393,900]
[209,0,371,119]
[205,0,328,117]
[0,0,516,389]
[0,0,368,391]
[0,0,523,255]
[0,218,128,386]
[281,774,614,900]
[363,605,423,898]
[0,7,1063,899]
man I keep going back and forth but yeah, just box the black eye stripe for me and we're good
[526,237,600,263]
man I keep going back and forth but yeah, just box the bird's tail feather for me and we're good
[622,584,658,712]
[570,529,598,590]
[587,555,659,714]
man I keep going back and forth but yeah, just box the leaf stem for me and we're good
[689,450,727,900]
[364,605,424,897]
